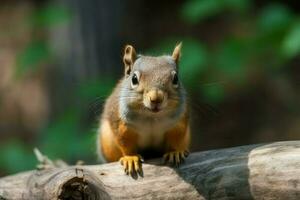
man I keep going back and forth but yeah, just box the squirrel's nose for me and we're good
[148,89,164,105]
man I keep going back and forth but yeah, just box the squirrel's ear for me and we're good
[123,45,136,75]
[172,42,182,65]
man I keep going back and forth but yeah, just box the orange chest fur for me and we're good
[122,114,188,149]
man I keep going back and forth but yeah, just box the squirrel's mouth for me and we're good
[146,105,161,113]
[143,99,165,113]
[150,107,160,113]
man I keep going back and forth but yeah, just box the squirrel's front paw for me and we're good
[163,150,189,167]
[119,155,143,175]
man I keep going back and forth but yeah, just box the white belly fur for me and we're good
[132,117,175,148]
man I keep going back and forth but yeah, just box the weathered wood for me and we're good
[1,141,300,200]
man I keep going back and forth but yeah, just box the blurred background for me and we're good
[0,0,300,176]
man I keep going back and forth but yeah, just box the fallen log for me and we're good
[0,141,300,200]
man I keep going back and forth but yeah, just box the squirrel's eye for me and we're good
[131,72,139,88]
[172,72,179,87]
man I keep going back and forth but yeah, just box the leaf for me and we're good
[32,4,71,27]
[181,0,251,23]
[73,130,97,159]
[77,79,115,100]
[16,41,50,76]
[39,109,80,160]
[180,40,208,83]
[225,0,251,11]
[39,108,97,163]
[282,21,300,58]
[181,0,222,23]
[201,84,225,104]
[0,140,36,174]
[257,4,292,34]
[215,39,248,81]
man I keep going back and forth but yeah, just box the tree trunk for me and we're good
[1,141,300,200]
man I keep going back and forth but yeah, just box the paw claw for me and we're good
[184,150,190,157]
[140,157,145,163]
[163,150,189,166]
[119,155,143,176]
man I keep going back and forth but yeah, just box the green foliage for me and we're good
[201,84,225,104]
[180,40,208,80]
[77,79,115,100]
[16,4,70,77]
[39,108,97,163]
[16,41,50,76]
[32,4,71,27]
[214,39,249,82]
[1,3,98,174]
[151,0,300,106]
[181,0,251,23]
[181,0,221,23]
[282,21,300,58]
[0,141,36,174]
[36,78,114,164]
[257,4,293,34]
[255,3,293,58]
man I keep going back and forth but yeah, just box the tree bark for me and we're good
[0,141,300,200]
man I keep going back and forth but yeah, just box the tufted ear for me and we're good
[172,42,182,65]
[123,45,136,76]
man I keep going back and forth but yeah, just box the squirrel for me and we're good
[97,43,190,175]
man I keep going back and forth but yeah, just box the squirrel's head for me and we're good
[119,43,185,118]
